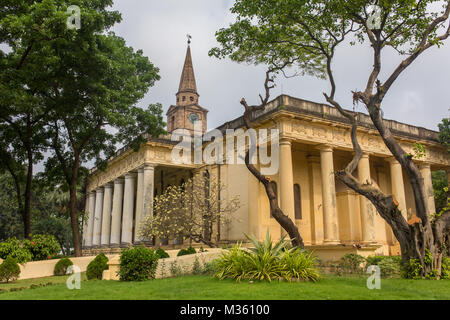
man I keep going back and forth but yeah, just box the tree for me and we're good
[0,173,24,241]
[1,1,165,256]
[139,174,241,247]
[210,0,450,277]
[438,117,450,153]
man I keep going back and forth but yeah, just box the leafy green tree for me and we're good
[1,1,165,256]
[0,173,24,241]
[438,117,450,153]
[432,171,448,214]
[211,0,450,277]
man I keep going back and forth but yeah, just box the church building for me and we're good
[82,43,450,260]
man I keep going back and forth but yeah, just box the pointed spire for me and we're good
[178,44,198,95]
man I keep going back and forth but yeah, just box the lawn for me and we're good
[0,275,449,300]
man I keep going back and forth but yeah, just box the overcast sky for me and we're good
[110,0,449,132]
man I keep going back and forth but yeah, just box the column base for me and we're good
[109,243,120,248]
[120,242,132,248]
[323,240,341,245]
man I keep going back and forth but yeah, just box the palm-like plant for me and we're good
[214,229,321,282]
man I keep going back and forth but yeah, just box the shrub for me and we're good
[24,234,61,261]
[118,246,159,281]
[86,253,109,280]
[0,257,21,283]
[214,230,320,282]
[0,237,32,264]
[177,246,196,257]
[155,248,169,259]
[339,253,365,274]
[441,256,449,280]
[201,260,218,275]
[54,258,73,276]
[279,249,321,282]
[365,255,401,278]
[402,258,423,279]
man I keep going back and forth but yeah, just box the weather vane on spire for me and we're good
[187,34,192,45]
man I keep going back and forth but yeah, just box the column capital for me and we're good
[386,156,399,165]
[418,162,432,170]
[360,152,370,159]
[95,187,104,194]
[124,172,136,179]
[279,137,292,146]
[114,177,124,184]
[317,144,333,152]
[143,163,156,170]
[104,182,114,189]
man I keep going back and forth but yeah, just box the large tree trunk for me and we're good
[240,92,304,248]
[23,116,33,239]
[68,156,82,257]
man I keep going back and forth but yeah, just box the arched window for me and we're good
[182,96,186,101]
[269,181,277,218]
[294,184,302,220]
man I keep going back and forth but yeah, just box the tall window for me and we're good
[294,184,302,220]
[269,181,277,218]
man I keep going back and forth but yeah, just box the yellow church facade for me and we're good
[82,45,450,260]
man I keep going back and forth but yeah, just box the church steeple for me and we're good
[177,45,198,96]
[167,40,208,134]
[176,44,199,106]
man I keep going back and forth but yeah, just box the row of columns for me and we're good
[277,138,438,245]
[83,164,155,248]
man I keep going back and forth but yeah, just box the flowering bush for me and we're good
[23,234,60,261]
[0,237,32,264]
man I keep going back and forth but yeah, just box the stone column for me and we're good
[82,195,89,248]
[319,145,340,244]
[135,164,155,243]
[279,138,295,237]
[110,178,124,247]
[308,156,324,245]
[388,157,407,220]
[358,153,376,243]
[85,192,96,248]
[92,188,104,247]
[134,168,144,244]
[419,163,436,215]
[100,183,113,247]
[121,173,136,246]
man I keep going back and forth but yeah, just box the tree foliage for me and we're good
[1,0,166,256]
[211,0,450,277]
[139,173,240,247]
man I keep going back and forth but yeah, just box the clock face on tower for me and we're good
[188,113,199,124]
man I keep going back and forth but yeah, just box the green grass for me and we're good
[0,275,448,300]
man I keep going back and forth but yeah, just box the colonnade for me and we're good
[277,140,437,245]
[83,164,155,248]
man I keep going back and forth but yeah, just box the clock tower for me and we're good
[167,42,208,134]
